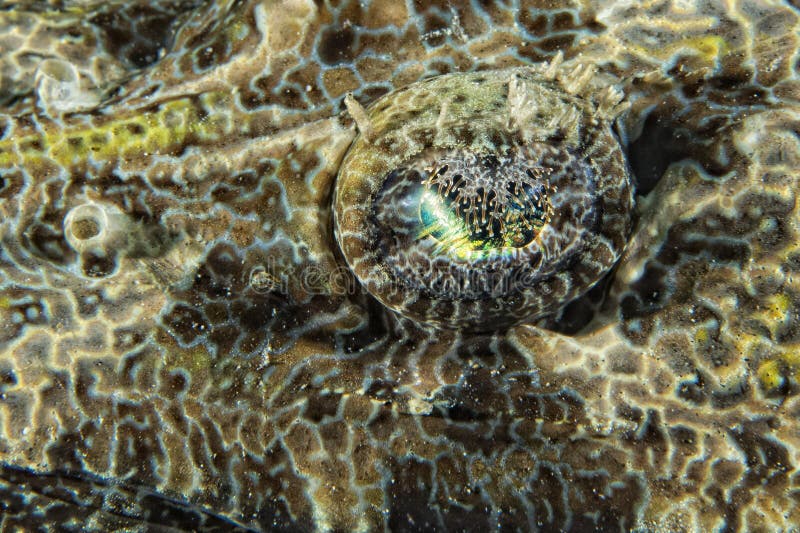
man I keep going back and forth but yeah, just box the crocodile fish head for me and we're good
[1,1,799,531]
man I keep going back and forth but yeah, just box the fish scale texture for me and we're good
[0,1,799,531]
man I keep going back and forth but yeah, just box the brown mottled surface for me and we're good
[0,0,799,531]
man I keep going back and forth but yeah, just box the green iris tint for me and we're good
[417,180,549,258]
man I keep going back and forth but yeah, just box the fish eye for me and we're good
[334,66,634,330]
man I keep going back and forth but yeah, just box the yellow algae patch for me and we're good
[625,33,730,63]
[752,293,792,338]
[782,348,800,369]
[194,91,236,140]
[0,91,236,170]
[156,328,213,374]
[680,35,729,60]
[226,18,250,42]
[694,328,708,344]
[757,346,800,393]
[757,359,781,391]
[164,344,212,374]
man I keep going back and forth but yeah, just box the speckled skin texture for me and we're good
[0,1,799,531]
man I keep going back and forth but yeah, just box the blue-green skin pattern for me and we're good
[0,1,799,531]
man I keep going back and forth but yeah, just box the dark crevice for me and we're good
[626,113,693,196]
[0,464,258,531]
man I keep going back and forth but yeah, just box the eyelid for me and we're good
[334,66,633,330]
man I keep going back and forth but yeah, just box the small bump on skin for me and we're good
[344,92,375,142]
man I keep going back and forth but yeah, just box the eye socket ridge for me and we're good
[334,67,633,330]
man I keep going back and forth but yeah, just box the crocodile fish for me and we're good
[0,0,799,531]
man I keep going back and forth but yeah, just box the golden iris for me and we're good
[417,159,551,259]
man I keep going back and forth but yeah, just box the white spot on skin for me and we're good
[34,58,100,116]
[63,202,130,254]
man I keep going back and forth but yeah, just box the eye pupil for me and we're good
[419,150,551,252]
[482,155,500,169]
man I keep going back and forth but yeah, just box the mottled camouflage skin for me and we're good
[0,1,799,531]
